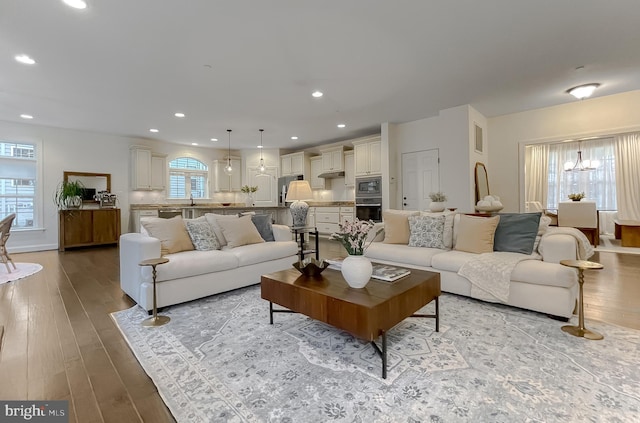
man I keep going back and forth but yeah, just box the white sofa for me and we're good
[365,213,587,318]
[120,223,297,311]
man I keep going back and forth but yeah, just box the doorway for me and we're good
[401,149,439,211]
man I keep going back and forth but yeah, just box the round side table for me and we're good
[139,257,170,327]
[560,259,604,340]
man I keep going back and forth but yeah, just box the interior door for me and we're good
[402,149,439,211]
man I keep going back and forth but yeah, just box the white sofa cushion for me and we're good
[366,242,445,268]
[511,260,576,289]
[227,240,298,267]
[148,249,239,282]
[431,250,478,272]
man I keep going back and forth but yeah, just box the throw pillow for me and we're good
[204,213,240,247]
[219,214,266,248]
[140,215,194,255]
[408,215,446,249]
[185,219,220,251]
[538,215,552,235]
[454,215,500,254]
[251,214,275,242]
[494,212,541,255]
[382,210,419,244]
[420,211,455,248]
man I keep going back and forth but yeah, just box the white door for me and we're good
[402,149,439,211]
[248,166,278,206]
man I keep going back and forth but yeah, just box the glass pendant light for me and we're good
[224,129,233,175]
[258,129,266,174]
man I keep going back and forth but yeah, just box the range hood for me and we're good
[318,170,346,179]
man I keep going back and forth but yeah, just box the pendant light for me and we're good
[258,129,266,174]
[564,141,599,172]
[224,129,233,175]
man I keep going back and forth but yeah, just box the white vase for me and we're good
[341,255,373,288]
[245,193,254,207]
[429,201,446,212]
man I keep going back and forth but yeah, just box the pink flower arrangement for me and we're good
[329,218,382,256]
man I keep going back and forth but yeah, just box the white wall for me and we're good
[489,90,640,212]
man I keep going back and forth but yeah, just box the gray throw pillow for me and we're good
[185,219,220,251]
[251,214,275,242]
[493,212,541,255]
[408,215,446,249]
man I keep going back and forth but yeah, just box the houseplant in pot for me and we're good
[568,192,585,202]
[54,180,85,210]
[240,185,258,206]
[429,191,447,212]
[329,219,382,288]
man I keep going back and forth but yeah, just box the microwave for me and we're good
[355,176,382,198]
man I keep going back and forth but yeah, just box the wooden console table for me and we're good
[614,219,640,247]
[59,208,121,251]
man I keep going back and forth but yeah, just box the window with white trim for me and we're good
[0,141,37,228]
[168,157,208,199]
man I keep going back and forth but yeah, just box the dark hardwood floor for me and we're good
[0,243,638,422]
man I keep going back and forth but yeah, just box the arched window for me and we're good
[168,157,208,199]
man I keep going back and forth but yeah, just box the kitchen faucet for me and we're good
[190,194,195,206]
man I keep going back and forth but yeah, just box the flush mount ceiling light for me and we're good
[174,112,185,118]
[567,83,600,100]
[62,0,87,9]
[15,54,36,65]
[312,91,323,98]
[258,129,266,175]
[564,141,599,172]
[224,129,233,175]
[20,114,34,119]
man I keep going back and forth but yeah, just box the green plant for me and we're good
[240,185,258,194]
[568,192,585,201]
[54,180,85,209]
[329,219,382,255]
[429,191,447,202]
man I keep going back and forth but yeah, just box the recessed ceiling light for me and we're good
[20,114,34,119]
[291,136,299,140]
[257,145,263,149]
[567,83,600,100]
[15,54,36,65]
[174,112,185,118]
[149,128,159,133]
[210,138,218,142]
[62,0,87,10]
[191,142,198,146]
[337,124,346,128]
[311,91,323,98]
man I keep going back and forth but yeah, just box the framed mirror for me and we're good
[64,171,111,203]
[474,162,489,204]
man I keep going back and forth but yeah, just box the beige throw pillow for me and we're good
[219,215,265,248]
[382,210,419,244]
[204,213,240,247]
[141,215,194,255]
[454,215,500,254]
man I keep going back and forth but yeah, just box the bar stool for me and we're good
[560,259,604,340]
[139,257,170,327]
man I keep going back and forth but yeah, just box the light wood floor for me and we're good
[0,243,638,422]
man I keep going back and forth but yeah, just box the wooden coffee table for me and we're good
[261,267,441,379]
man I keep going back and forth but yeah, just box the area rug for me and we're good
[112,286,640,422]
[0,262,43,285]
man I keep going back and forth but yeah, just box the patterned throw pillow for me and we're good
[408,215,446,249]
[185,219,220,251]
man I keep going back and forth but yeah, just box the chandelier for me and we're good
[564,141,599,172]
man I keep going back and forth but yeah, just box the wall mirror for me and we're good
[474,162,489,204]
[64,171,111,202]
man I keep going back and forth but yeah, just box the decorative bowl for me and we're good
[293,258,330,277]
[221,202,232,206]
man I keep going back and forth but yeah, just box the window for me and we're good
[168,157,208,199]
[0,141,37,228]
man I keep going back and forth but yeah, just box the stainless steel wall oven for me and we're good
[355,176,382,222]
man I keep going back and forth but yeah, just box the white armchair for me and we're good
[558,201,599,245]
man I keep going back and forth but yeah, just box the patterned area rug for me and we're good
[0,262,43,285]
[112,286,640,422]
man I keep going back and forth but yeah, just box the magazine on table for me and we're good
[325,258,411,282]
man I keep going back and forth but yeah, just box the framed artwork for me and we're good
[474,124,483,153]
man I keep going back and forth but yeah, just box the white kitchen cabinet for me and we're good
[306,207,316,227]
[213,158,242,192]
[309,156,326,189]
[344,151,354,187]
[130,147,153,190]
[315,206,340,234]
[247,166,278,206]
[353,139,382,177]
[320,146,344,173]
[339,206,354,224]
[151,153,167,190]
[130,209,158,233]
[280,151,311,179]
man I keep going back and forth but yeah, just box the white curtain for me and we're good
[547,138,616,210]
[614,132,640,221]
[525,144,548,209]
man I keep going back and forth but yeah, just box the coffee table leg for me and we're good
[435,296,439,332]
[381,331,387,379]
[269,302,273,324]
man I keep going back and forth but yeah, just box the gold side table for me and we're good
[560,259,604,340]
[139,257,170,327]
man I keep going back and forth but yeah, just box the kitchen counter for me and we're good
[130,201,355,210]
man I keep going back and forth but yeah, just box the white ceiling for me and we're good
[2,0,640,150]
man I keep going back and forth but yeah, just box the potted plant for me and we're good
[568,192,585,202]
[240,185,258,206]
[329,219,382,288]
[428,191,447,212]
[54,180,85,210]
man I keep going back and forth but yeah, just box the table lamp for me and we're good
[285,180,313,227]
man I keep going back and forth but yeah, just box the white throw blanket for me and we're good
[458,252,541,303]
[540,227,595,260]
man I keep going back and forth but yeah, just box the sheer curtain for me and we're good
[614,132,640,221]
[525,144,549,209]
[547,138,616,210]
